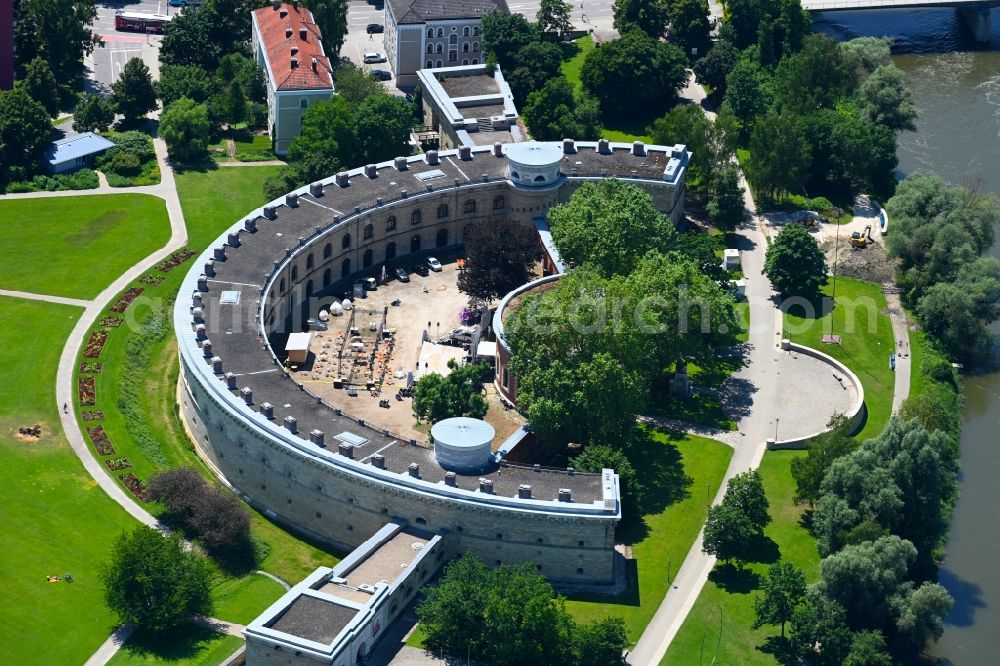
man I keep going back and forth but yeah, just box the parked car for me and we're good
[363,52,386,64]
[305,318,328,332]
[366,23,384,33]
[370,69,392,81]
[425,256,443,272]
[395,267,410,282]
[411,263,429,277]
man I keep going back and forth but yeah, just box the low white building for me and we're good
[417,63,520,149]
[384,0,508,88]
[252,2,335,156]
[45,133,115,174]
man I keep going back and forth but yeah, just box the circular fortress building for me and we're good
[174,140,690,588]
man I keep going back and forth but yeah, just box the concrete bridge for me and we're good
[800,0,998,41]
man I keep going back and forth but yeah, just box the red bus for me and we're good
[114,10,173,33]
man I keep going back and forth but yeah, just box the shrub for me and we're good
[108,151,142,176]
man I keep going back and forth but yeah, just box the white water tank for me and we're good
[432,417,495,473]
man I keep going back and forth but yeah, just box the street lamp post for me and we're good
[667,557,672,585]
[775,417,780,442]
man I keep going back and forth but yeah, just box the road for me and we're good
[508,0,618,36]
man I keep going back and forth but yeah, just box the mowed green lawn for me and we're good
[662,450,820,665]
[174,166,283,249]
[106,629,243,666]
[565,431,733,643]
[0,297,136,665]
[0,195,170,299]
[782,278,896,439]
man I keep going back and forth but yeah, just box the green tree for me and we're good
[749,111,811,201]
[694,39,739,93]
[287,95,355,168]
[702,502,757,564]
[100,526,212,634]
[839,36,891,77]
[668,0,712,60]
[457,219,541,302]
[857,64,918,132]
[481,11,539,69]
[157,64,216,107]
[844,630,892,666]
[915,259,1000,359]
[160,7,222,70]
[159,97,212,163]
[20,57,60,117]
[111,58,158,124]
[523,76,602,141]
[354,93,418,164]
[548,179,677,276]
[708,166,746,230]
[798,104,894,197]
[891,581,954,651]
[612,0,670,38]
[763,220,827,298]
[581,30,688,119]
[774,34,855,116]
[649,104,713,189]
[753,561,807,636]
[573,617,628,665]
[412,360,488,424]
[673,229,730,286]
[13,0,100,82]
[790,414,856,507]
[537,0,573,36]
[724,469,770,531]
[818,535,917,628]
[789,591,853,666]
[303,0,348,56]
[73,93,116,133]
[507,41,565,107]
[571,444,643,515]
[334,63,386,104]
[724,57,770,130]
[725,0,766,50]
[0,88,52,182]
[416,553,575,666]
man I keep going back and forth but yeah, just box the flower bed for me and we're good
[86,426,116,456]
[109,287,144,313]
[99,316,123,328]
[79,377,96,406]
[118,473,149,502]
[79,361,104,374]
[139,273,164,286]
[82,330,109,358]
[82,410,105,421]
[157,249,196,272]
[104,457,131,471]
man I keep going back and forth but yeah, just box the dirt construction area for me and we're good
[289,260,523,442]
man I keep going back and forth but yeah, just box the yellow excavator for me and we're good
[850,225,873,249]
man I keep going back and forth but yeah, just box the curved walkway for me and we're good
[49,138,188,529]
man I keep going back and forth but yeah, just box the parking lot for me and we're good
[87,1,176,93]
[341,0,398,89]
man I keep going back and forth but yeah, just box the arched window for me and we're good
[462,59,469,66]
[323,268,331,287]
[435,43,443,54]
[436,203,448,218]
[449,34,457,45]
[436,228,448,247]
[426,27,433,38]
[474,26,480,35]
[462,43,469,53]
[306,280,313,297]
[510,171,520,181]
[463,26,470,36]
[280,278,286,293]
[300,98,308,109]
[363,248,373,268]
[436,60,443,68]
[386,215,396,231]
[436,27,443,38]
[291,265,298,281]
[463,199,475,213]
[473,42,479,52]
[323,243,332,259]
[448,50,457,62]
[493,195,505,210]
[411,209,421,225]
[472,58,478,64]
[341,258,351,277]
[410,234,421,253]
[426,44,433,54]
[342,233,351,249]
[385,242,396,260]
[363,223,373,240]
[306,253,314,270]
[534,175,546,183]
[426,60,433,68]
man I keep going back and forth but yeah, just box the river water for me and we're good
[813,9,1000,664]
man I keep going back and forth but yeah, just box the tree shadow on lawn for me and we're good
[627,429,693,517]
[707,534,780,594]
[779,293,834,321]
[758,635,800,665]
[565,558,641,608]
[172,161,222,175]
[119,621,229,662]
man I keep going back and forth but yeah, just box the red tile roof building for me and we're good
[252,2,335,155]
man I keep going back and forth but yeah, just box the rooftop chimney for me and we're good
[271,0,280,9]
